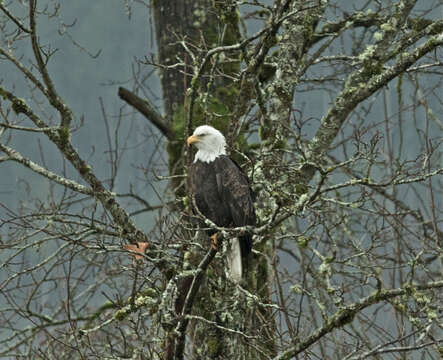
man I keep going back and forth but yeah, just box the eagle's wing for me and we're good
[214,156,255,282]
[189,161,227,225]
[214,156,256,229]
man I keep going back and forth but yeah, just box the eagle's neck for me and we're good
[194,147,226,163]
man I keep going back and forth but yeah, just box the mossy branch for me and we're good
[274,280,443,360]
[29,0,72,131]
[303,28,443,182]
[0,143,92,195]
[0,86,173,275]
[311,13,441,46]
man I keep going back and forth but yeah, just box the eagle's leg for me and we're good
[210,233,218,250]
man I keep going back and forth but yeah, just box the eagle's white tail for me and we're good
[227,238,242,283]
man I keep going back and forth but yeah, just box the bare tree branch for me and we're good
[304,28,443,180]
[118,86,173,140]
[0,143,92,195]
[274,280,443,360]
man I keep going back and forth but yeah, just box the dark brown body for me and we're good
[189,155,256,258]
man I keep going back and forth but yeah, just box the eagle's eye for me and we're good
[198,133,207,137]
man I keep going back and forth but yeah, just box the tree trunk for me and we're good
[152,1,276,358]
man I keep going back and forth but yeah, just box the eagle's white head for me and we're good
[187,125,227,163]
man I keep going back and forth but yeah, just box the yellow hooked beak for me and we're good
[186,135,200,147]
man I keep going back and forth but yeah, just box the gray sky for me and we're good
[1,1,164,230]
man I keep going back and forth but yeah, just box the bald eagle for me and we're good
[187,125,256,283]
